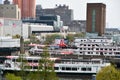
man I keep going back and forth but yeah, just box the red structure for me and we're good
[13,0,36,19]
[13,0,21,9]
[59,39,67,48]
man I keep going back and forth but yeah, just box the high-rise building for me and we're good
[23,15,63,31]
[36,4,73,26]
[86,3,106,36]
[13,0,36,19]
[13,0,21,9]
[0,4,21,19]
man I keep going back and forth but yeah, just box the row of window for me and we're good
[0,7,14,9]
[12,59,40,63]
[79,39,107,42]
[79,48,117,51]
[54,67,92,71]
[79,52,115,55]
[12,66,92,72]
[80,44,99,47]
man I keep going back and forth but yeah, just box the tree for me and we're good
[13,34,21,38]
[96,65,120,80]
[15,54,28,80]
[5,73,22,80]
[9,47,58,80]
[44,34,63,44]
[29,34,40,44]
[26,47,58,80]
[66,34,74,43]
[37,47,58,80]
[66,33,85,43]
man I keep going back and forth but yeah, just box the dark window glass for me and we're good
[54,67,59,70]
[62,67,65,70]
[72,67,77,71]
[81,67,86,71]
[66,67,71,70]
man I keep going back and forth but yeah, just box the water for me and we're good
[57,73,93,80]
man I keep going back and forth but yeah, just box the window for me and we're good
[87,68,91,71]
[80,48,82,50]
[66,67,71,70]
[109,49,112,51]
[96,52,99,54]
[100,52,103,55]
[72,67,77,71]
[109,53,112,54]
[33,66,38,69]
[81,67,91,71]
[105,48,107,50]
[104,53,107,54]
[88,48,90,50]
[80,52,82,54]
[88,44,90,46]
[54,67,59,70]
[33,60,38,63]
[62,67,65,70]
[96,48,99,50]
[28,60,32,62]
[92,9,96,32]
[81,67,86,71]
[100,48,103,50]
[88,52,90,54]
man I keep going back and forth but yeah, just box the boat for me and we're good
[28,44,45,55]
[54,58,110,74]
[73,37,120,58]
[0,56,110,74]
[0,37,20,56]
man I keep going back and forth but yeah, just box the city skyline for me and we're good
[8,0,120,28]
[36,0,120,28]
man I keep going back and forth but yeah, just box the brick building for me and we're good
[86,3,106,36]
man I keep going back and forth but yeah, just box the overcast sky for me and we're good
[36,0,120,28]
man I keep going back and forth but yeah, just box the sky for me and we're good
[36,0,120,28]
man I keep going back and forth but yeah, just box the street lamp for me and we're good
[20,22,24,54]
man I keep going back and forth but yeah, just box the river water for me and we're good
[57,73,94,80]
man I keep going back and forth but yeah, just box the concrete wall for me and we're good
[0,4,21,20]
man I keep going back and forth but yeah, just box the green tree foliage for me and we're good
[74,32,85,38]
[66,33,85,43]
[15,54,30,80]
[13,34,21,38]
[96,65,120,80]
[9,48,58,80]
[26,47,58,80]
[29,34,40,44]
[5,73,22,80]
[37,47,58,80]
[45,34,63,44]
[66,34,74,43]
